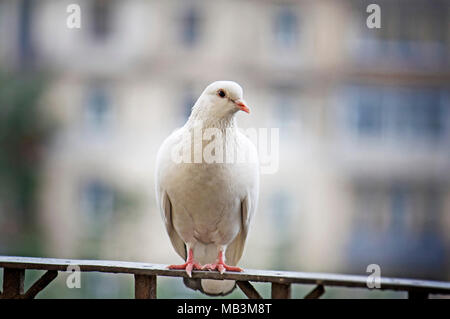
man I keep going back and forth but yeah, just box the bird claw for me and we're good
[202,262,243,274]
[168,261,203,277]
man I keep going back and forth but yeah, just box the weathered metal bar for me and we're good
[22,270,58,299]
[134,274,157,299]
[1,268,25,299]
[1,256,450,296]
[271,282,291,299]
[304,284,325,299]
[236,281,263,299]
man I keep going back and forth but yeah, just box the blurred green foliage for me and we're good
[0,70,53,255]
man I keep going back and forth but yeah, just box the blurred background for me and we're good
[0,0,449,298]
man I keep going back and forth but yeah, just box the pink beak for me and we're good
[235,99,250,114]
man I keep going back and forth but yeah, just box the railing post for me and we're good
[304,284,325,299]
[271,282,291,299]
[1,268,25,299]
[236,281,263,299]
[22,270,58,299]
[134,274,157,299]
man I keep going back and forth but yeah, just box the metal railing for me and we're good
[1,256,449,299]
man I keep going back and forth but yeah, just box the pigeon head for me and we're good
[190,81,250,123]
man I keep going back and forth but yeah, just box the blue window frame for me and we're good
[181,7,200,47]
[274,6,298,49]
[84,83,111,131]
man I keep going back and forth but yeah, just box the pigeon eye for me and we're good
[217,89,226,98]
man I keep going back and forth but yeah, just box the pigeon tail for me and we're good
[183,277,237,296]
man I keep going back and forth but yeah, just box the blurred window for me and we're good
[389,184,408,234]
[274,6,298,49]
[182,87,196,120]
[91,0,112,40]
[348,181,446,273]
[348,86,447,142]
[270,191,291,232]
[378,3,447,45]
[181,7,200,47]
[409,91,443,139]
[18,0,34,66]
[353,182,442,236]
[277,96,293,133]
[354,1,448,64]
[273,88,297,138]
[81,180,115,223]
[389,89,445,141]
[84,84,112,131]
[354,88,383,137]
[269,191,293,268]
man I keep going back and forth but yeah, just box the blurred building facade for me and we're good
[0,0,449,286]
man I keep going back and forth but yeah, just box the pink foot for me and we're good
[168,248,202,277]
[202,251,243,274]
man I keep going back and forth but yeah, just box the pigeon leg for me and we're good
[168,248,202,277]
[202,250,243,274]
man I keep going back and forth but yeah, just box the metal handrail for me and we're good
[1,256,449,299]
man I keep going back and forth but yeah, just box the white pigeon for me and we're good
[155,81,259,296]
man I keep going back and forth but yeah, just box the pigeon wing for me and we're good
[155,129,188,261]
[225,132,259,266]
[158,190,187,261]
[225,193,256,266]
